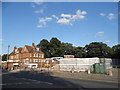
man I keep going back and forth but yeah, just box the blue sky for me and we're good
[2,2,118,54]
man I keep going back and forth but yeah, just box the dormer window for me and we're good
[37,48,39,51]
[15,49,17,52]
[24,47,27,51]
[15,49,18,54]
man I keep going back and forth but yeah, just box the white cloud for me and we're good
[97,32,104,36]
[51,15,59,20]
[100,13,116,20]
[45,17,52,21]
[81,11,87,15]
[76,10,81,15]
[32,5,36,8]
[34,9,44,14]
[37,17,52,28]
[57,18,72,25]
[36,9,87,28]
[34,0,44,5]
[70,10,86,21]
[104,40,111,43]
[107,13,116,20]
[32,0,44,8]
[57,9,87,25]
[100,13,106,16]
[72,15,85,20]
[61,14,72,18]
[76,10,87,15]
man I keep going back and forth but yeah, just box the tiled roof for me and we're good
[10,45,44,55]
[25,45,44,53]
[25,45,33,53]
[9,51,15,55]
[18,47,23,53]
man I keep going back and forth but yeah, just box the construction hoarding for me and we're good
[59,58,112,72]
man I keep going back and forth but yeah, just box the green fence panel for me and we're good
[99,63,106,74]
[93,63,106,74]
[94,63,101,74]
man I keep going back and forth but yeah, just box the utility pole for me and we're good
[1,44,3,67]
[7,45,10,61]
[7,45,10,70]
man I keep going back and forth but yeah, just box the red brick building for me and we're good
[8,43,46,69]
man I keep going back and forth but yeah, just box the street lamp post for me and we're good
[7,45,10,61]
[7,45,10,70]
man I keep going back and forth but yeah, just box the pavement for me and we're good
[3,68,119,83]
[50,71,119,83]
[1,71,85,89]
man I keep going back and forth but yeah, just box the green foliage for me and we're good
[37,39,51,58]
[84,42,113,58]
[112,44,120,59]
[74,47,86,58]
[49,38,62,57]
[2,54,9,61]
[37,37,119,58]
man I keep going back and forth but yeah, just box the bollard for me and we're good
[108,69,112,76]
[71,70,74,73]
[88,69,91,74]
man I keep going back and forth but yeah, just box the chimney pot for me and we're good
[32,43,35,46]
[14,46,17,50]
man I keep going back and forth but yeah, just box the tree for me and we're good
[49,37,62,57]
[74,47,87,58]
[2,54,9,61]
[37,38,117,58]
[112,44,120,59]
[84,42,113,58]
[60,42,74,55]
[37,39,51,58]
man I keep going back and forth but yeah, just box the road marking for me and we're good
[0,82,31,86]
[0,79,53,86]
[0,72,15,75]
[20,78,53,85]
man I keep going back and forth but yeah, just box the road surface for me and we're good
[1,70,119,90]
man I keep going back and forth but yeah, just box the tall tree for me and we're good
[84,42,113,58]
[60,43,74,55]
[74,47,87,58]
[37,38,118,58]
[112,44,120,59]
[2,54,9,61]
[37,39,51,58]
[49,38,62,57]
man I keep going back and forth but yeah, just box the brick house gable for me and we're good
[8,43,45,69]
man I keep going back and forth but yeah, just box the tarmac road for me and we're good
[1,71,119,90]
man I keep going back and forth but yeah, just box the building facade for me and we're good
[8,43,46,69]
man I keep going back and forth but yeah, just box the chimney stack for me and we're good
[14,46,17,50]
[32,43,35,47]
